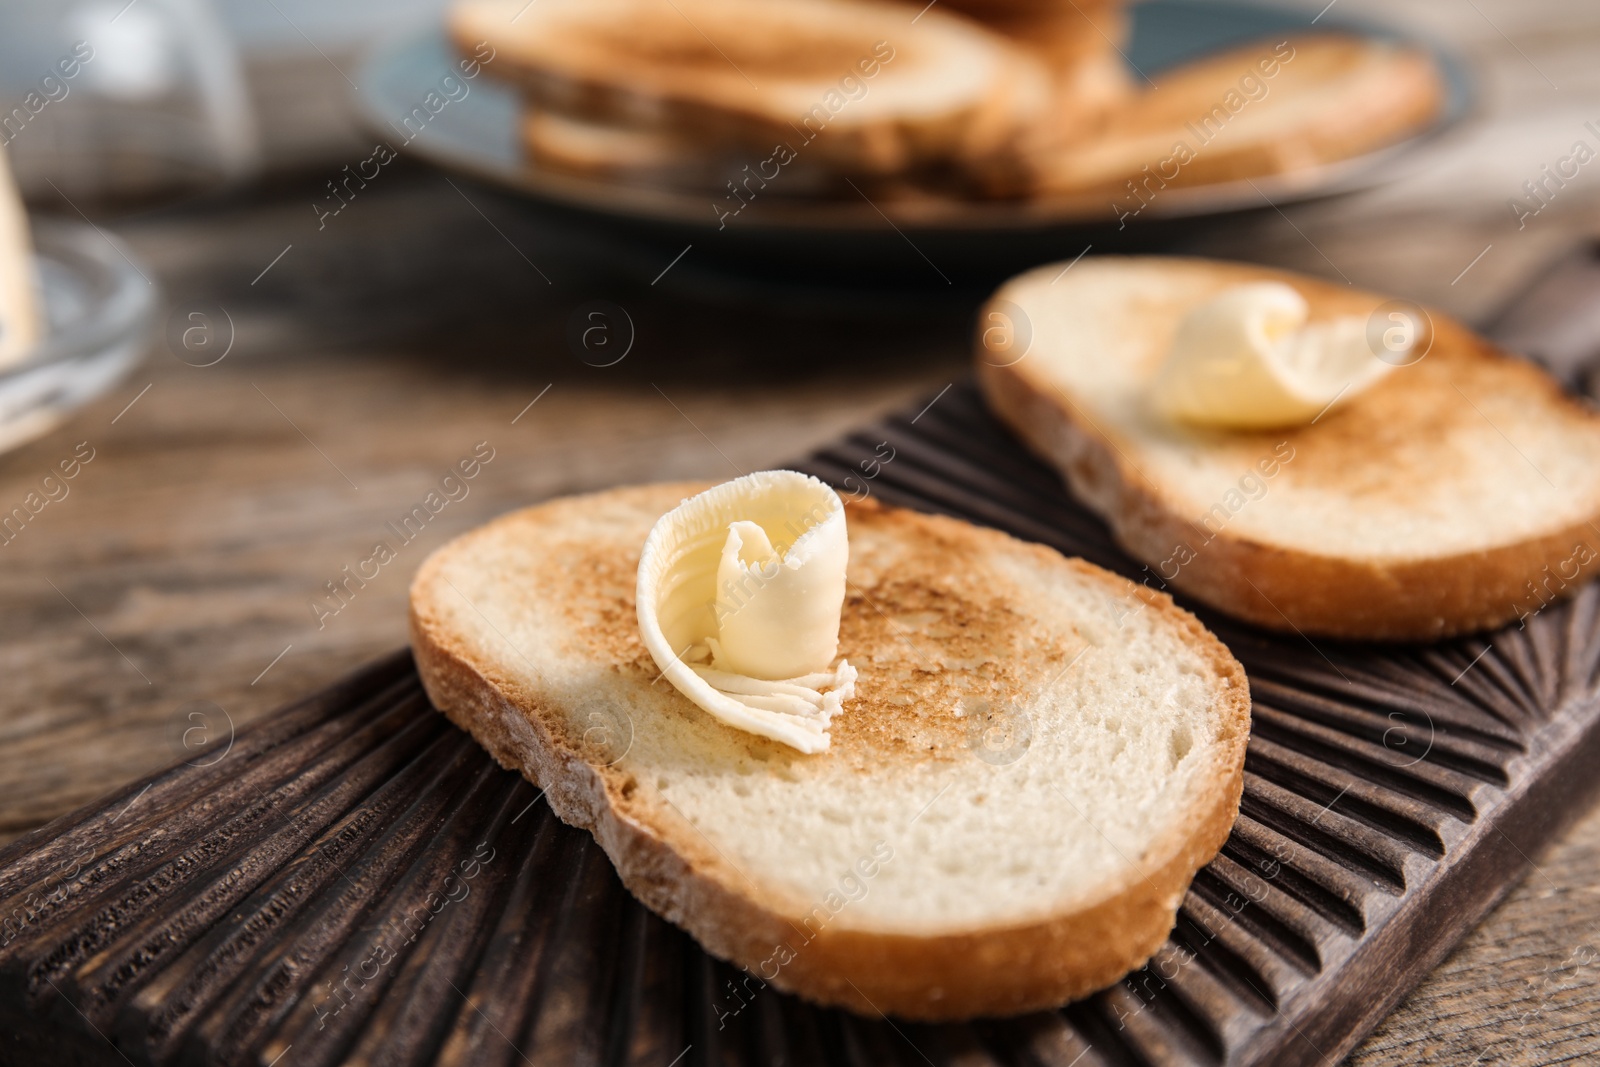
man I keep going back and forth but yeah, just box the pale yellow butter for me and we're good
[1150,282,1403,429]
[636,470,855,754]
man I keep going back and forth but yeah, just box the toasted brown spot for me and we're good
[544,537,653,675]
[581,23,871,81]
[544,501,1082,767]
[1275,329,1582,501]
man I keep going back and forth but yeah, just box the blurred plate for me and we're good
[354,0,1470,287]
[0,220,156,455]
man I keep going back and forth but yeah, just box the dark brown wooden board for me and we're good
[3,383,1600,1067]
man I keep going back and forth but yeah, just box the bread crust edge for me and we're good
[408,494,1249,1021]
[976,283,1600,641]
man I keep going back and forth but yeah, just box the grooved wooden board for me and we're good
[3,384,1600,1067]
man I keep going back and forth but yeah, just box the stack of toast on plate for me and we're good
[448,0,1445,210]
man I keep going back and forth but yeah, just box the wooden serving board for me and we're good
[4,384,1600,1067]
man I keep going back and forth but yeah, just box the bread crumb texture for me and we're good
[412,485,1247,941]
[992,257,1600,560]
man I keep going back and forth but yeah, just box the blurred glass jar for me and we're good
[0,0,260,205]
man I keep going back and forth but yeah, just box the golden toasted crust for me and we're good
[409,488,1250,1019]
[977,258,1600,640]
[1033,34,1444,196]
[940,0,1124,22]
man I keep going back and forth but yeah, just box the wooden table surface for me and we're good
[3,0,1599,1063]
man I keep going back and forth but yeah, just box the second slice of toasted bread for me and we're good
[519,108,845,195]
[979,257,1600,639]
[453,0,1051,179]
[411,484,1249,1019]
[942,0,1131,144]
[1034,34,1443,197]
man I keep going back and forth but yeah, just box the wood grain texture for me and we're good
[1,0,1598,1060]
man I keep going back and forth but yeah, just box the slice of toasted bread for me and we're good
[940,0,1123,21]
[452,0,1051,179]
[521,108,698,184]
[410,484,1249,1020]
[978,257,1600,640]
[962,1,1130,135]
[1034,34,1443,196]
[988,7,1121,71]
[516,106,1006,202]
[937,0,1130,146]
[519,108,845,195]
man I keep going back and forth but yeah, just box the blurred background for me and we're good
[0,0,1597,1062]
